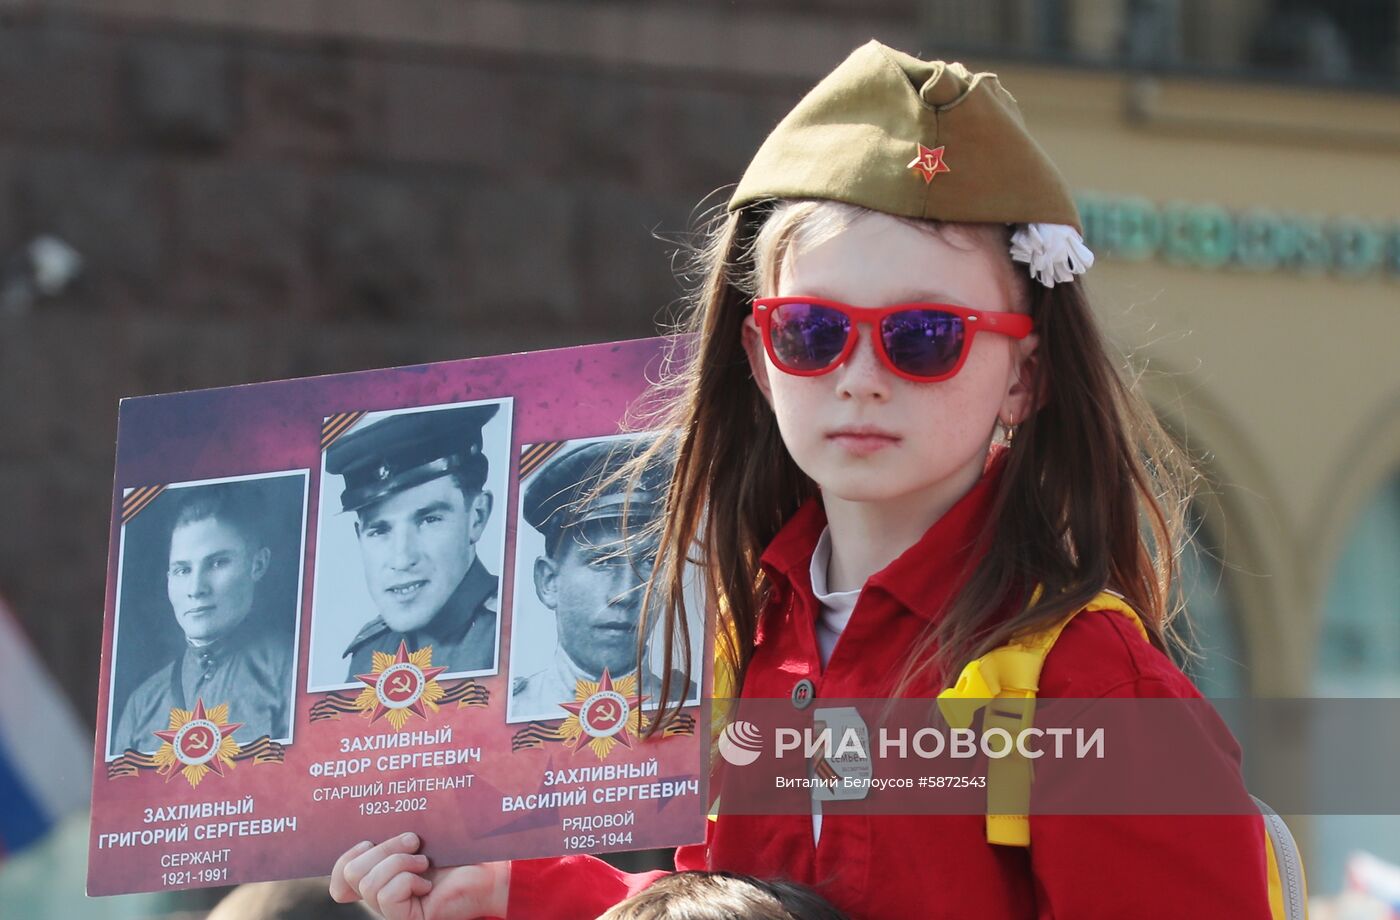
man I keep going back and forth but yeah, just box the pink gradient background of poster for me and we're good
[88,336,708,896]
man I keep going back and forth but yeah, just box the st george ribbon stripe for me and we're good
[320,411,367,449]
[121,484,160,512]
[519,441,566,480]
[121,485,167,524]
[106,737,285,777]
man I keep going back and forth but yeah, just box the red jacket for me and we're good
[509,458,1272,919]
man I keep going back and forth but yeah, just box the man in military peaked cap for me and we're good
[511,436,696,720]
[327,403,502,680]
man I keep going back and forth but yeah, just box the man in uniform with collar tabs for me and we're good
[512,437,696,719]
[328,403,501,680]
[112,483,292,755]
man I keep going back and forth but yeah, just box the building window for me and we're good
[922,0,1400,89]
[1311,471,1400,893]
[1316,471,1400,697]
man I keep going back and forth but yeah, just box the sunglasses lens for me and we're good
[768,303,852,372]
[881,310,965,378]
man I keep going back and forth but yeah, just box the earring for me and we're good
[1002,413,1016,448]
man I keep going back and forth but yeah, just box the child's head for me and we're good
[631,41,1196,708]
[596,871,850,920]
[742,201,1036,510]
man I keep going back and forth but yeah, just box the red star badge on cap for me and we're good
[907,143,951,184]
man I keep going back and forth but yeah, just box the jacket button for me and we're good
[791,678,815,710]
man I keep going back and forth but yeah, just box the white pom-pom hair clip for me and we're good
[1009,223,1095,287]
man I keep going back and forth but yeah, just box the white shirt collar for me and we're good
[810,525,862,602]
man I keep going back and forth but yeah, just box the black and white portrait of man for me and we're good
[507,434,701,723]
[106,471,308,759]
[306,398,511,691]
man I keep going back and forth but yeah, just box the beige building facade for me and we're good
[1004,62,1400,889]
[1007,63,1400,693]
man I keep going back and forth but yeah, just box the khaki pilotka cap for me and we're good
[727,40,1081,233]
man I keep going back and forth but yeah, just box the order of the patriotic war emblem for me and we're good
[557,668,648,760]
[152,698,243,788]
[352,640,448,729]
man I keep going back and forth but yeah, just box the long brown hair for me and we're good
[621,197,1200,730]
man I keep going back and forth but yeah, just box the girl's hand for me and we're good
[328,833,509,920]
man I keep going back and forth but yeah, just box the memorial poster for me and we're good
[88,336,709,896]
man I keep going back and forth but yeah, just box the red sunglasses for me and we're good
[752,297,1034,383]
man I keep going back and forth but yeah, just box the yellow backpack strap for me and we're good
[935,590,1147,846]
[708,611,740,823]
[936,596,1305,919]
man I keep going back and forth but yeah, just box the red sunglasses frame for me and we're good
[752,296,1035,383]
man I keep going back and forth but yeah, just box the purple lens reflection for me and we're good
[769,303,851,372]
[881,310,964,378]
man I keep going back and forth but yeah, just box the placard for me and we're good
[88,336,709,895]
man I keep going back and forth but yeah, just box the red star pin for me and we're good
[153,699,243,777]
[559,668,648,752]
[907,143,951,184]
[355,640,447,724]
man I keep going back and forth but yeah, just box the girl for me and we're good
[329,41,1275,919]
